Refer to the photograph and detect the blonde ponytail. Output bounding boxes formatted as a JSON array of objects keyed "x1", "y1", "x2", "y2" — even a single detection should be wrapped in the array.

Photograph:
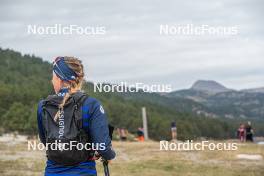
[{"x1": 54, "y1": 91, "x2": 71, "y2": 122}]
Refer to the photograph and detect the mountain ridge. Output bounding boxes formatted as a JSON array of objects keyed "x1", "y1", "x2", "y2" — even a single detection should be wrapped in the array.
[{"x1": 168, "y1": 80, "x2": 264, "y2": 120}]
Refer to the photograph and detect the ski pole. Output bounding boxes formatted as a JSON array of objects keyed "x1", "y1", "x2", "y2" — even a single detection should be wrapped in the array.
[{"x1": 102, "y1": 159, "x2": 110, "y2": 176}]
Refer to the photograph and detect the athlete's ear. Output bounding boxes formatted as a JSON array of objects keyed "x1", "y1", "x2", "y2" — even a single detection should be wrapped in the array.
[{"x1": 52, "y1": 72, "x2": 63, "y2": 93}]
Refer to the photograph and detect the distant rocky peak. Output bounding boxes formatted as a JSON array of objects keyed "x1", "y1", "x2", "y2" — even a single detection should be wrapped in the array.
[{"x1": 191, "y1": 80, "x2": 231, "y2": 93}]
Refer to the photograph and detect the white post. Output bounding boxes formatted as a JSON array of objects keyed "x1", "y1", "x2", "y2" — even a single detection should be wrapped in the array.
[{"x1": 142, "y1": 107, "x2": 149, "y2": 140}]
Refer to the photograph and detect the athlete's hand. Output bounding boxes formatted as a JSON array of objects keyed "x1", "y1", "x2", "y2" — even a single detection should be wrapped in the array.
[{"x1": 91, "y1": 152, "x2": 101, "y2": 160}]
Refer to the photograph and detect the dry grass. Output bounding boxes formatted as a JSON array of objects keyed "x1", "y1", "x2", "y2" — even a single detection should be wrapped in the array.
[{"x1": 0, "y1": 139, "x2": 263, "y2": 176}]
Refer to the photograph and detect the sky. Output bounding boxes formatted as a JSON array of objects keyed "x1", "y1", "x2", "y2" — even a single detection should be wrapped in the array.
[{"x1": 0, "y1": 0, "x2": 263, "y2": 91}]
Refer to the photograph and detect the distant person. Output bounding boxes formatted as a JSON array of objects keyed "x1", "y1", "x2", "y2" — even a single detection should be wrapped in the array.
[
  {"x1": 116, "y1": 128, "x2": 121, "y2": 140},
  {"x1": 137, "y1": 127, "x2": 144, "y2": 142},
  {"x1": 171, "y1": 121, "x2": 177, "y2": 141},
  {"x1": 245, "y1": 121, "x2": 254, "y2": 142},
  {"x1": 37, "y1": 57, "x2": 115, "y2": 176},
  {"x1": 237, "y1": 123, "x2": 245, "y2": 142},
  {"x1": 116, "y1": 127, "x2": 127, "y2": 141},
  {"x1": 120, "y1": 128, "x2": 127, "y2": 141}
]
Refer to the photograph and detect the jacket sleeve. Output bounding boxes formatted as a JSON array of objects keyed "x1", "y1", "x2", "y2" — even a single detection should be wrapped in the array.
[
  {"x1": 86, "y1": 98, "x2": 116, "y2": 160},
  {"x1": 37, "y1": 100, "x2": 46, "y2": 144}
]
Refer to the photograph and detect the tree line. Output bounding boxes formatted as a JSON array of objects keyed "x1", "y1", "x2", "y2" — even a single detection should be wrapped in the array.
[{"x1": 0, "y1": 48, "x2": 263, "y2": 140}]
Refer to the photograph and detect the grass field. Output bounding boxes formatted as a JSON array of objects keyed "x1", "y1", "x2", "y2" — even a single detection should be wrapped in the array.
[{"x1": 0, "y1": 136, "x2": 263, "y2": 176}]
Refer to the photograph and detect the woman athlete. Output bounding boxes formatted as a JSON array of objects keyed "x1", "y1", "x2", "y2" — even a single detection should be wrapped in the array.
[{"x1": 37, "y1": 56, "x2": 115, "y2": 176}]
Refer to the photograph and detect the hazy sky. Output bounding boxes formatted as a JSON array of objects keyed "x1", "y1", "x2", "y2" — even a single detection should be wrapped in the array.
[{"x1": 0, "y1": 0, "x2": 263, "y2": 91}]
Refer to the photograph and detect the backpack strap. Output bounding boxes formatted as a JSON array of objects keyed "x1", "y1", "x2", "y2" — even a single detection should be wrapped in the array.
[
  {"x1": 71, "y1": 92, "x2": 91, "y2": 132},
  {"x1": 81, "y1": 97, "x2": 91, "y2": 132},
  {"x1": 37, "y1": 100, "x2": 46, "y2": 143}
]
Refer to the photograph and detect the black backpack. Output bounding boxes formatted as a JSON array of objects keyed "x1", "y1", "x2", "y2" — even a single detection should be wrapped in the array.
[{"x1": 41, "y1": 91, "x2": 94, "y2": 166}]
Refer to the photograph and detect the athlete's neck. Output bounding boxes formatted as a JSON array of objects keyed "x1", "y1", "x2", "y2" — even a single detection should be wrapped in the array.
[
  {"x1": 70, "y1": 88, "x2": 80, "y2": 93},
  {"x1": 57, "y1": 87, "x2": 80, "y2": 96}
]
